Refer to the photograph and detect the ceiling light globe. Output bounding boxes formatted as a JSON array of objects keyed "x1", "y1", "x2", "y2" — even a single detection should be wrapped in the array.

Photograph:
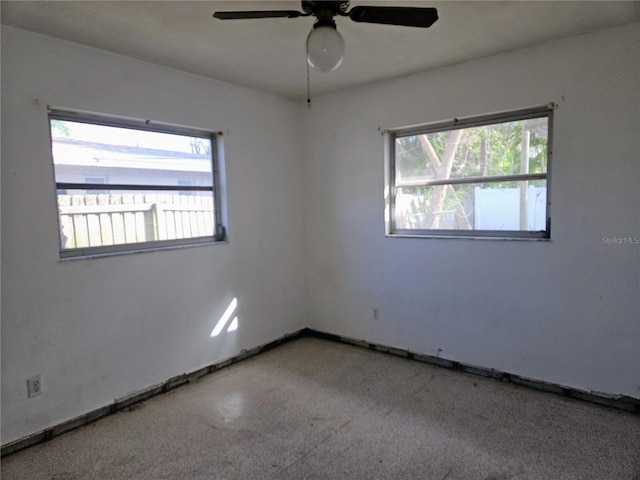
[{"x1": 307, "y1": 25, "x2": 345, "y2": 72}]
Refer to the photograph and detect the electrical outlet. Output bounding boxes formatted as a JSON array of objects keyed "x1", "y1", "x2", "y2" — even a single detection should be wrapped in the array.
[
  {"x1": 27, "y1": 375, "x2": 42, "y2": 398},
  {"x1": 373, "y1": 308, "x2": 379, "y2": 320}
]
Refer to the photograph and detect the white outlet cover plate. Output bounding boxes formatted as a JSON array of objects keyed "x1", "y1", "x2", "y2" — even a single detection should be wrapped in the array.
[{"x1": 27, "y1": 375, "x2": 42, "y2": 397}]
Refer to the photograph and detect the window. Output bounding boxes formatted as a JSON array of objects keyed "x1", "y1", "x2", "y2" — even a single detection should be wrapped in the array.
[
  {"x1": 49, "y1": 109, "x2": 225, "y2": 258},
  {"x1": 385, "y1": 105, "x2": 553, "y2": 239},
  {"x1": 83, "y1": 175, "x2": 107, "y2": 194},
  {"x1": 177, "y1": 178, "x2": 196, "y2": 196}
]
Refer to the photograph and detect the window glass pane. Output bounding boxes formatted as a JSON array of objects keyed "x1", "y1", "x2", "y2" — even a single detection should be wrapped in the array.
[
  {"x1": 51, "y1": 120, "x2": 213, "y2": 187},
  {"x1": 395, "y1": 117, "x2": 547, "y2": 183},
  {"x1": 49, "y1": 112, "x2": 223, "y2": 256},
  {"x1": 395, "y1": 180, "x2": 547, "y2": 232},
  {"x1": 57, "y1": 189, "x2": 215, "y2": 250}
]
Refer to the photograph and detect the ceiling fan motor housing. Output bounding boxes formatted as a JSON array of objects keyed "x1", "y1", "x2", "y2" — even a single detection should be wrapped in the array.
[{"x1": 302, "y1": 1, "x2": 350, "y2": 20}]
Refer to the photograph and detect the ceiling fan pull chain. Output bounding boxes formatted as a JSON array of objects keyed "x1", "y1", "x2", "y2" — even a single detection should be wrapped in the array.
[{"x1": 306, "y1": 53, "x2": 312, "y2": 108}]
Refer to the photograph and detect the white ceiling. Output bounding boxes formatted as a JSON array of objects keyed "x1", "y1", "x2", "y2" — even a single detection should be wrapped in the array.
[{"x1": 2, "y1": 1, "x2": 639, "y2": 100}]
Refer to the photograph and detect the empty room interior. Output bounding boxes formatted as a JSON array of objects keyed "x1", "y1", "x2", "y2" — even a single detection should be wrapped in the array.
[{"x1": 1, "y1": 1, "x2": 639, "y2": 478}]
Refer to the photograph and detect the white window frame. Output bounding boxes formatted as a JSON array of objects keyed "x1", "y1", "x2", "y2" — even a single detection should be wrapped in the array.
[
  {"x1": 49, "y1": 108, "x2": 226, "y2": 258},
  {"x1": 384, "y1": 105, "x2": 554, "y2": 240}
]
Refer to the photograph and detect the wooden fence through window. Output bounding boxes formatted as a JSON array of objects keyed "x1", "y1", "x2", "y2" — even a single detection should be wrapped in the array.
[{"x1": 58, "y1": 193, "x2": 215, "y2": 249}]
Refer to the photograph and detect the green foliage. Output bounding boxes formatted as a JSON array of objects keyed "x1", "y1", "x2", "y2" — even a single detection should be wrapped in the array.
[
  {"x1": 395, "y1": 117, "x2": 548, "y2": 226},
  {"x1": 397, "y1": 118, "x2": 548, "y2": 187},
  {"x1": 190, "y1": 138, "x2": 211, "y2": 155},
  {"x1": 50, "y1": 120, "x2": 71, "y2": 137}
]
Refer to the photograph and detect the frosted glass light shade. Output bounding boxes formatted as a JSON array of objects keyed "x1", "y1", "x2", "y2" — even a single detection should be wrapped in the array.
[{"x1": 307, "y1": 25, "x2": 345, "y2": 72}]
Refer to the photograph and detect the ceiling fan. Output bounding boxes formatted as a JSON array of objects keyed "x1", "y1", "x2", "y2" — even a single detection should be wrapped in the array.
[{"x1": 213, "y1": 1, "x2": 438, "y2": 72}]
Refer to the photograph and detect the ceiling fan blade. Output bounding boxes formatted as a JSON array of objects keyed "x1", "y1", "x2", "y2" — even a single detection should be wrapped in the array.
[
  {"x1": 348, "y1": 6, "x2": 438, "y2": 28},
  {"x1": 213, "y1": 10, "x2": 304, "y2": 20}
]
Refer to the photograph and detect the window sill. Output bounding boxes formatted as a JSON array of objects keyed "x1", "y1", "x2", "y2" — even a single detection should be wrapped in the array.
[
  {"x1": 59, "y1": 238, "x2": 228, "y2": 261},
  {"x1": 385, "y1": 233, "x2": 551, "y2": 242}
]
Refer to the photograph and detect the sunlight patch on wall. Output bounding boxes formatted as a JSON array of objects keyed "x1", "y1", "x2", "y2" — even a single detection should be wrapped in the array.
[
  {"x1": 226, "y1": 317, "x2": 239, "y2": 332},
  {"x1": 210, "y1": 297, "x2": 238, "y2": 337}
]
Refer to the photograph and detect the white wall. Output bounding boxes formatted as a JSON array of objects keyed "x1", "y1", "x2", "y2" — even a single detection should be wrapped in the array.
[
  {"x1": 1, "y1": 27, "x2": 307, "y2": 444},
  {"x1": 302, "y1": 23, "x2": 640, "y2": 398}
]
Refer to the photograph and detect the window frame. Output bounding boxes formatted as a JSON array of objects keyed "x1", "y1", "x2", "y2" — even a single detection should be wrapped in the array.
[
  {"x1": 48, "y1": 108, "x2": 226, "y2": 258},
  {"x1": 384, "y1": 104, "x2": 554, "y2": 240}
]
